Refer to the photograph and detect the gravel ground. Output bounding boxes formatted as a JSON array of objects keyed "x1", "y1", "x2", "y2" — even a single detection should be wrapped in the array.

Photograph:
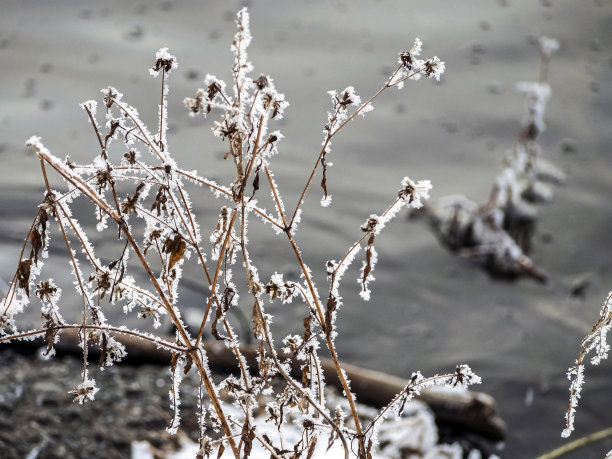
[{"x1": 0, "y1": 348, "x2": 202, "y2": 459}]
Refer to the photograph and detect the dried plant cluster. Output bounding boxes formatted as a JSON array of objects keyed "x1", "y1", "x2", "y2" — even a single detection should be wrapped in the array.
[
  {"x1": 0, "y1": 8, "x2": 482, "y2": 458},
  {"x1": 424, "y1": 36, "x2": 564, "y2": 282}
]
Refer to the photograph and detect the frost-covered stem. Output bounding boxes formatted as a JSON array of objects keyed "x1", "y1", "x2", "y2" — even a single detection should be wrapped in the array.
[
  {"x1": 289, "y1": 68, "x2": 404, "y2": 228},
  {"x1": 364, "y1": 372, "x2": 460, "y2": 434},
  {"x1": 0, "y1": 208, "x2": 39, "y2": 317},
  {"x1": 110, "y1": 97, "x2": 164, "y2": 163},
  {"x1": 176, "y1": 170, "x2": 283, "y2": 230},
  {"x1": 329, "y1": 87, "x2": 385, "y2": 140},
  {"x1": 334, "y1": 236, "x2": 368, "y2": 278},
  {"x1": 221, "y1": 317, "x2": 252, "y2": 390},
  {"x1": 56, "y1": 202, "x2": 102, "y2": 271},
  {"x1": 156, "y1": 187, "x2": 251, "y2": 388},
  {"x1": 286, "y1": 233, "x2": 366, "y2": 453},
  {"x1": 235, "y1": 176, "x2": 349, "y2": 455},
  {"x1": 243, "y1": 115, "x2": 264, "y2": 186},
  {"x1": 183, "y1": 205, "x2": 248, "y2": 387},
  {"x1": 39, "y1": 151, "x2": 239, "y2": 455},
  {"x1": 38, "y1": 154, "x2": 118, "y2": 219},
  {"x1": 257, "y1": 296, "x2": 350, "y2": 458},
  {"x1": 261, "y1": 162, "x2": 365, "y2": 449},
  {"x1": 332, "y1": 196, "x2": 400, "y2": 278},
  {"x1": 165, "y1": 190, "x2": 199, "y2": 248},
  {"x1": 175, "y1": 186, "x2": 202, "y2": 252},
  {"x1": 159, "y1": 68, "x2": 166, "y2": 149},
  {"x1": 194, "y1": 208, "x2": 239, "y2": 348},
  {"x1": 264, "y1": 166, "x2": 289, "y2": 228},
  {"x1": 83, "y1": 105, "x2": 106, "y2": 155},
  {"x1": 289, "y1": 129, "x2": 332, "y2": 228},
  {"x1": 85, "y1": 105, "x2": 124, "y2": 224},
  {"x1": 245, "y1": 88, "x2": 261, "y2": 126},
  {"x1": 121, "y1": 221, "x2": 240, "y2": 457},
  {"x1": 291, "y1": 283, "x2": 319, "y2": 318},
  {"x1": 136, "y1": 205, "x2": 180, "y2": 234},
  {"x1": 247, "y1": 276, "x2": 350, "y2": 456},
  {"x1": 311, "y1": 350, "x2": 324, "y2": 407},
  {"x1": 1, "y1": 155, "x2": 56, "y2": 315},
  {"x1": 171, "y1": 188, "x2": 249, "y2": 374},
  {"x1": 387, "y1": 66, "x2": 428, "y2": 88},
  {"x1": 0, "y1": 324, "x2": 188, "y2": 352},
  {"x1": 50, "y1": 190, "x2": 90, "y2": 382}
]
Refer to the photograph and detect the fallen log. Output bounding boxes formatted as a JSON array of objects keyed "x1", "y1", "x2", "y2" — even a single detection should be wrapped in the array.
[{"x1": 6, "y1": 328, "x2": 505, "y2": 441}]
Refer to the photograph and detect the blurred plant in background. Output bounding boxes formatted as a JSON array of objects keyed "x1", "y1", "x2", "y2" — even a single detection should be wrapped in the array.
[{"x1": 424, "y1": 36, "x2": 563, "y2": 283}]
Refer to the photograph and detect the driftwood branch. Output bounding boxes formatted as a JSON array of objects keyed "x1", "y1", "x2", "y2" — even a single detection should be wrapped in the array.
[{"x1": 5, "y1": 328, "x2": 505, "y2": 441}]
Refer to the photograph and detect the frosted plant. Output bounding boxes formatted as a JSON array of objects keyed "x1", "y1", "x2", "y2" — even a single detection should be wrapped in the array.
[
  {"x1": 0, "y1": 9, "x2": 481, "y2": 458},
  {"x1": 424, "y1": 36, "x2": 563, "y2": 282},
  {"x1": 562, "y1": 291, "x2": 612, "y2": 439}
]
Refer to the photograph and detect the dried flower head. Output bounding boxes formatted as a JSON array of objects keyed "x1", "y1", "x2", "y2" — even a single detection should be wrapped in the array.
[
  {"x1": 149, "y1": 47, "x2": 178, "y2": 77},
  {"x1": 69, "y1": 379, "x2": 99, "y2": 404}
]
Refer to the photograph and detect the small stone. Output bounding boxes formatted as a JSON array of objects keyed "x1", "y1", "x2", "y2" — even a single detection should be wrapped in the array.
[
  {"x1": 159, "y1": 1, "x2": 173, "y2": 11},
  {"x1": 487, "y1": 81, "x2": 503, "y2": 95},
  {"x1": 185, "y1": 68, "x2": 199, "y2": 80},
  {"x1": 471, "y1": 43, "x2": 486, "y2": 55},
  {"x1": 40, "y1": 100, "x2": 53, "y2": 111},
  {"x1": 588, "y1": 38, "x2": 602, "y2": 52},
  {"x1": 559, "y1": 138, "x2": 578, "y2": 154},
  {"x1": 208, "y1": 29, "x2": 221, "y2": 41},
  {"x1": 125, "y1": 25, "x2": 144, "y2": 42},
  {"x1": 540, "y1": 231, "x2": 554, "y2": 244},
  {"x1": 78, "y1": 9, "x2": 92, "y2": 19}
]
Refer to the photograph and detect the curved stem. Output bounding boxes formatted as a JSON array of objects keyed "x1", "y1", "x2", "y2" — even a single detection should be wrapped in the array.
[{"x1": 535, "y1": 427, "x2": 612, "y2": 459}]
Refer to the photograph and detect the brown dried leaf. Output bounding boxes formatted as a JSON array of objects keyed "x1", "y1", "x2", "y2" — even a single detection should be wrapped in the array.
[
  {"x1": 324, "y1": 295, "x2": 337, "y2": 336},
  {"x1": 17, "y1": 259, "x2": 33, "y2": 297},
  {"x1": 252, "y1": 302, "x2": 265, "y2": 339},
  {"x1": 163, "y1": 234, "x2": 186, "y2": 271},
  {"x1": 240, "y1": 422, "x2": 255, "y2": 459},
  {"x1": 320, "y1": 155, "x2": 328, "y2": 201},
  {"x1": 29, "y1": 229, "x2": 43, "y2": 264},
  {"x1": 183, "y1": 353, "x2": 193, "y2": 375},
  {"x1": 306, "y1": 436, "x2": 318, "y2": 459},
  {"x1": 170, "y1": 352, "x2": 179, "y2": 373}
]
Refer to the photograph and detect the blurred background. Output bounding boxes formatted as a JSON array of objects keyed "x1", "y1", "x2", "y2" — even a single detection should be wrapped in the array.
[{"x1": 1, "y1": 0, "x2": 611, "y2": 456}]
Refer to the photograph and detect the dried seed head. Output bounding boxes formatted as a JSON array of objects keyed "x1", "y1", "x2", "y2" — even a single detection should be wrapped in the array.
[
  {"x1": 424, "y1": 57, "x2": 445, "y2": 81},
  {"x1": 255, "y1": 74, "x2": 269, "y2": 90},
  {"x1": 149, "y1": 47, "x2": 178, "y2": 76}
]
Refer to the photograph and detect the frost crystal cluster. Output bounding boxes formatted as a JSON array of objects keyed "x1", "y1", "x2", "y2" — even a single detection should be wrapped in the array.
[{"x1": 0, "y1": 8, "x2": 480, "y2": 458}]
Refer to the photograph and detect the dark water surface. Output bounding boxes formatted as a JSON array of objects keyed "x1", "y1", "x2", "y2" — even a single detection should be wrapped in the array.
[{"x1": 1, "y1": 1, "x2": 612, "y2": 457}]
